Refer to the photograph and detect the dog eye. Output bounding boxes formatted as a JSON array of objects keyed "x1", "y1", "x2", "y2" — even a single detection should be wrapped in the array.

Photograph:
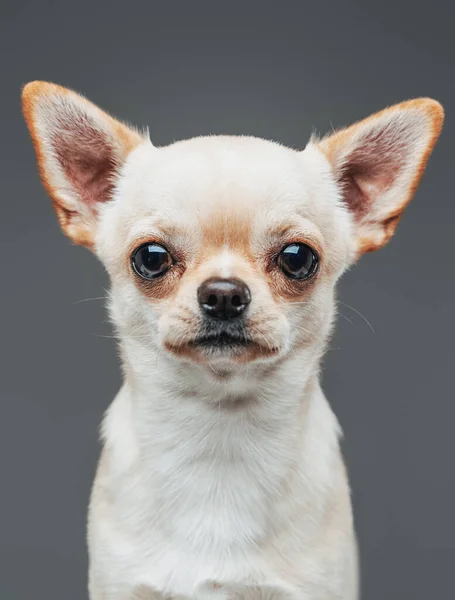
[
  {"x1": 278, "y1": 243, "x2": 319, "y2": 280},
  {"x1": 131, "y1": 243, "x2": 173, "y2": 280}
]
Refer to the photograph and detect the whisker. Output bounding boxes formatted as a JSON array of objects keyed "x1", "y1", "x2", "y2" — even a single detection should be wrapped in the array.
[
  {"x1": 154, "y1": 338, "x2": 164, "y2": 369},
  {"x1": 208, "y1": 363, "x2": 222, "y2": 376},
  {"x1": 73, "y1": 296, "x2": 108, "y2": 305},
  {"x1": 92, "y1": 333, "x2": 119, "y2": 340},
  {"x1": 287, "y1": 299, "x2": 374, "y2": 333},
  {"x1": 92, "y1": 332, "x2": 153, "y2": 341},
  {"x1": 338, "y1": 312, "x2": 356, "y2": 328},
  {"x1": 337, "y1": 301, "x2": 375, "y2": 333}
]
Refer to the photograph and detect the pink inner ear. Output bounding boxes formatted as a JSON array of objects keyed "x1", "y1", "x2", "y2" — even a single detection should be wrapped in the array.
[
  {"x1": 52, "y1": 112, "x2": 118, "y2": 209},
  {"x1": 339, "y1": 122, "x2": 410, "y2": 220}
]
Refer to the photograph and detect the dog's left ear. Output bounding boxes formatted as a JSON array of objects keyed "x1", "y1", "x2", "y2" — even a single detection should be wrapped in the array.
[
  {"x1": 22, "y1": 81, "x2": 145, "y2": 249},
  {"x1": 318, "y1": 99, "x2": 444, "y2": 255}
]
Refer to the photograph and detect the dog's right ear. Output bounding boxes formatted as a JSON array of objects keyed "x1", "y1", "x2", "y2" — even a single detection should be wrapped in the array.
[{"x1": 22, "y1": 81, "x2": 145, "y2": 249}]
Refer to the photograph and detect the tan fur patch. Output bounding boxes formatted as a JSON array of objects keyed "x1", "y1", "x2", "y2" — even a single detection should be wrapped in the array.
[
  {"x1": 262, "y1": 231, "x2": 322, "y2": 303},
  {"x1": 127, "y1": 233, "x2": 188, "y2": 302},
  {"x1": 199, "y1": 206, "x2": 254, "y2": 261}
]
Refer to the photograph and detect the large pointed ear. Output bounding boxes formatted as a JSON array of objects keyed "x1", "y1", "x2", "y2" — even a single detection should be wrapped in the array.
[
  {"x1": 22, "y1": 81, "x2": 145, "y2": 248},
  {"x1": 318, "y1": 99, "x2": 444, "y2": 255}
]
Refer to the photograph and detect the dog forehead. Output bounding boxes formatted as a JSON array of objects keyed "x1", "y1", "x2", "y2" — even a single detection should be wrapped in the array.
[
  {"x1": 97, "y1": 135, "x2": 354, "y2": 277},
  {"x1": 101, "y1": 135, "x2": 350, "y2": 266},
  {"x1": 120, "y1": 136, "x2": 330, "y2": 218}
]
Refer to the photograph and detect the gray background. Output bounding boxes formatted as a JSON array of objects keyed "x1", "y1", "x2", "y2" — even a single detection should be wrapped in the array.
[{"x1": 0, "y1": 1, "x2": 453, "y2": 599}]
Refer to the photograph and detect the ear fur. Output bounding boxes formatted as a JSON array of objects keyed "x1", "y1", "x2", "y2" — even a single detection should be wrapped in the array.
[
  {"x1": 22, "y1": 81, "x2": 145, "y2": 248},
  {"x1": 318, "y1": 99, "x2": 444, "y2": 255}
]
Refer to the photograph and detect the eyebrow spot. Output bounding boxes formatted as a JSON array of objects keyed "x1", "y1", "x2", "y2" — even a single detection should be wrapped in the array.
[{"x1": 200, "y1": 208, "x2": 253, "y2": 257}]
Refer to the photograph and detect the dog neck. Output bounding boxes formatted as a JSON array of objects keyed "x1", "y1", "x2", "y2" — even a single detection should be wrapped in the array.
[
  {"x1": 100, "y1": 340, "x2": 343, "y2": 579},
  {"x1": 104, "y1": 339, "x2": 339, "y2": 478}
]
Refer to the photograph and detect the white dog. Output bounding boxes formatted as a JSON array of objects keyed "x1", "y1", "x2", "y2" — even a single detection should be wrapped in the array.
[{"x1": 22, "y1": 82, "x2": 443, "y2": 599}]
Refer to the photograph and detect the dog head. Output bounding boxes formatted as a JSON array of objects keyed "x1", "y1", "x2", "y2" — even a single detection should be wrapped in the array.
[{"x1": 22, "y1": 82, "x2": 443, "y2": 379}]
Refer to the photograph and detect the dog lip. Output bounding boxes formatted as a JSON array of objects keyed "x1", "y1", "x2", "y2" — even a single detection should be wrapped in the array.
[
  {"x1": 165, "y1": 333, "x2": 281, "y2": 363},
  {"x1": 190, "y1": 331, "x2": 253, "y2": 347}
]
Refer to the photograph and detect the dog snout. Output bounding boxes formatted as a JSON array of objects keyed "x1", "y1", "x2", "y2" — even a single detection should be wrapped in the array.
[{"x1": 197, "y1": 278, "x2": 251, "y2": 320}]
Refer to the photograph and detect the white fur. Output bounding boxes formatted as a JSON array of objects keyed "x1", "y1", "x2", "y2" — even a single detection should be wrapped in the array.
[
  {"x1": 88, "y1": 137, "x2": 357, "y2": 599},
  {"x1": 22, "y1": 85, "x2": 442, "y2": 599}
]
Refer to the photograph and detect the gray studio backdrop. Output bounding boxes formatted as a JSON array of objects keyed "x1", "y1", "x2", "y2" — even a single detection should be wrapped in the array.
[{"x1": 0, "y1": 2, "x2": 453, "y2": 599}]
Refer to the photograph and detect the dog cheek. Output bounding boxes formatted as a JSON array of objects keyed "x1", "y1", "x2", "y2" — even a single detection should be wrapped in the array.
[
  {"x1": 108, "y1": 282, "x2": 160, "y2": 340},
  {"x1": 157, "y1": 311, "x2": 177, "y2": 346},
  {"x1": 157, "y1": 306, "x2": 199, "y2": 349},
  {"x1": 248, "y1": 309, "x2": 291, "y2": 355},
  {"x1": 287, "y1": 288, "x2": 334, "y2": 349}
]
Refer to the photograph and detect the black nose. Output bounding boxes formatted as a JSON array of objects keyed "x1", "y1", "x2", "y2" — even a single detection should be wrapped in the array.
[{"x1": 197, "y1": 278, "x2": 251, "y2": 320}]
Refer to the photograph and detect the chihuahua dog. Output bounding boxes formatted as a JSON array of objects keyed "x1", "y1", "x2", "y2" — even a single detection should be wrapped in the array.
[{"x1": 22, "y1": 82, "x2": 443, "y2": 599}]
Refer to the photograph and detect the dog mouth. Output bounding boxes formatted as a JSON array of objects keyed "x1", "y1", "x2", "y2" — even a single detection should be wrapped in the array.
[
  {"x1": 189, "y1": 332, "x2": 255, "y2": 352},
  {"x1": 190, "y1": 330, "x2": 254, "y2": 349},
  {"x1": 164, "y1": 321, "x2": 281, "y2": 364}
]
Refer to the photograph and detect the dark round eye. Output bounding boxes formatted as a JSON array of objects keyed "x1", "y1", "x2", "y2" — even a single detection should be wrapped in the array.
[
  {"x1": 277, "y1": 243, "x2": 319, "y2": 280},
  {"x1": 131, "y1": 243, "x2": 173, "y2": 280}
]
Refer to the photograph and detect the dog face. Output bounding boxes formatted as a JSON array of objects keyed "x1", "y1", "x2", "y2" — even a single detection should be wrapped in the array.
[
  {"x1": 22, "y1": 82, "x2": 443, "y2": 374},
  {"x1": 97, "y1": 134, "x2": 352, "y2": 369}
]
